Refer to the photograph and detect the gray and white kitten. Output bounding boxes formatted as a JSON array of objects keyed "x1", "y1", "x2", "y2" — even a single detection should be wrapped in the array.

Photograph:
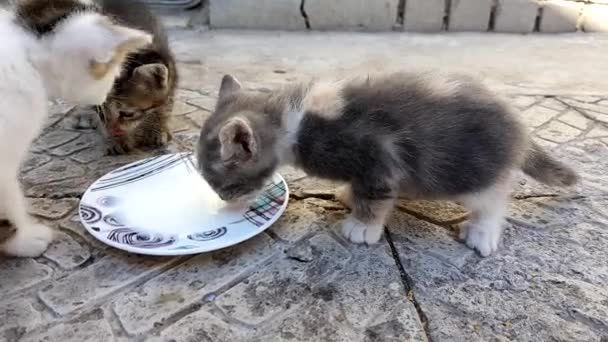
[{"x1": 196, "y1": 72, "x2": 577, "y2": 257}]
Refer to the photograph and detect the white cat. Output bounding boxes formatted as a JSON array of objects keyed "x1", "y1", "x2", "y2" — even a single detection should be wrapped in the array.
[{"x1": 0, "y1": 4, "x2": 151, "y2": 257}]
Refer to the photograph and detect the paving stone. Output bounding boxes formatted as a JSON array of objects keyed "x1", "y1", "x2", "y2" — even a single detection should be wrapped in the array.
[
  {"x1": 563, "y1": 98, "x2": 608, "y2": 114},
  {"x1": 535, "y1": 120, "x2": 583, "y2": 143},
  {"x1": 24, "y1": 176, "x2": 90, "y2": 199},
  {"x1": 38, "y1": 253, "x2": 177, "y2": 315},
  {"x1": 403, "y1": 0, "x2": 445, "y2": 32},
  {"x1": 43, "y1": 231, "x2": 91, "y2": 270},
  {"x1": 186, "y1": 96, "x2": 217, "y2": 112},
  {"x1": 397, "y1": 200, "x2": 469, "y2": 225},
  {"x1": 268, "y1": 200, "x2": 328, "y2": 243},
  {"x1": 494, "y1": 0, "x2": 539, "y2": 33},
  {"x1": 582, "y1": 4, "x2": 608, "y2": 32},
  {"x1": 21, "y1": 153, "x2": 51, "y2": 173},
  {"x1": 511, "y1": 95, "x2": 537, "y2": 109},
  {"x1": 252, "y1": 300, "x2": 361, "y2": 342},
  {"x1": 277, "y1": 165, "x2": 308, "y2": 183},
  {"x1": 70, "y1": 147, "x2": 106, "y2": 164},
  {"x1": 49, "y1": 134, "x2": 98, "y2": 157},
  {"x1": 60, "y1": 216, "x2": 109, "y2": 254},
  {"x1": 28, "y1": 198, "x2": 78, "y2": 220},
  {"x1": 169, "y1": 116, "x2": 193, "y2": 133},
  {"x1": 159, "y1": 306, "x2": 250, "y2": 341},
  {"x1": 21, "y1": 159, "x2": 86, "y2": 186},
  {"x1": 0, "y1": 259, "x2": 52, "y2": 295},
  {"x1": 540, "y1": 0, "x2": 582, "y2": 33},
  {"x1": 32, "y1": 130, "x2": 80, "y2": 152},
  {"x1": 558, "y1": 109, "x2": 592, "y2": 130},
  {"x1": 306, "y1": 0, "x2": 398, "y2": 31},
  {"x1": 520, "y1": 105, "x2": 561, "y2": 128},
  {"x1": 328, "y1": 244, "x2": 426, "y2": 339},
  {"x1": 539, "y1": 97, "x2": 568, "y2": 111},
  {"x1": 0, "y1": 299, "x2": 43, "y2": 332},
  {"x1": 449, "y1": 0, "x2": 493, "y2": 31},
  {"x1": 170, "y1": 131, "x2": 199, "y2": 151},
  {"x1": 388, "y1": 211, "x2": 475, "y2": 268},
  {"x1": 210, "y1": 0, "x2": 306, "y2": 30},
  {"x1": 186, "y1": 109, "x2": 211, "y2": 127},
  {"x1": 172, "y1": 101, "x2": 198, "y2": 116},
  {"x1": 586, "y1": 125, "x2": 608, "y2": 138},
  {"x1": 216, "y1": 234, "x2": 350, "y2": 325},
  {"x1": 113, "y1": 235, "x2": 277, "y2": 335},
  {"x1": 20, "y1": 311, "x2": 113, "y2": 342}
]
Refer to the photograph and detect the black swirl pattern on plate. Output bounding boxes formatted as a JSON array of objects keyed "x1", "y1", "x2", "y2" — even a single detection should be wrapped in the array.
[
  {"x1": 187, "y1": 227, "x2": 227, "y2": 241},
  {"x1": 103, "y1": 214, "x2": 124, "y2": 227},
  {"x1": 92, "y1": 153, "x2": 191, "y2": 192},
  {"x1": 80, "y1": 205, "x2": 102, "y2": 224},
  {"x1": 107, "y1": 228, "x2": 176, "y2": 248}
]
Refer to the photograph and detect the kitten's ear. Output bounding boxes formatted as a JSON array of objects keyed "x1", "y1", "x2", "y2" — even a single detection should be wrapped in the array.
[
  {"x1": 132, "y1": 64, "x2": 169, "y2": 91},
  {"x1": 88, "y1": 21, "x2": 152, "y2": 79},
  {"x1": 218, "y1": 75, "x2": 242, "y2": 100},
  {"x1": 218, "y1": 117, "x2": 257, "y2": 162}
]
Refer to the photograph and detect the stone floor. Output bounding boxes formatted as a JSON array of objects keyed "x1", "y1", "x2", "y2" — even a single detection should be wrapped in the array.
[{"x1": 2, "y1": 29, "x2": 608, "y2": 342}]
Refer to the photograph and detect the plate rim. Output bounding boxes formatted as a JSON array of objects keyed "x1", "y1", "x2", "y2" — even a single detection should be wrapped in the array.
[{"x1": 78, "y1": 153, "x2": 289, "y2": 256}]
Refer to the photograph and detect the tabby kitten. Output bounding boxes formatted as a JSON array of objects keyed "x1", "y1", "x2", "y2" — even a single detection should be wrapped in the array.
[
  {"x1": 196, "y1": 72, "x2": 578, "y2": 257},
  {"x1": 1, "y1": 0, "x2": 151, "y2": 257},
  {"x1": 69, "y1": 0, "x2": 178, "y2": 154}
]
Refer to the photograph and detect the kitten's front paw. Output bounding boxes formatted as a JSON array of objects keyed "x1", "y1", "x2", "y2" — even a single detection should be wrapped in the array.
[
  {"x1": 459, "y1": 222, "x2": 501, "y2": 257},
  {"x1": 341, "y1": 216, "x2": 383, "y2": 244},
  {"x1": 1, "y1": 224, "x2": 54, "y2": 257},
  {"x1": 68, "y1": 107, "x2": 99, "y2": 129},
  {"x1": 106, "y1": 140, "x2": 130, "y2": 155}
]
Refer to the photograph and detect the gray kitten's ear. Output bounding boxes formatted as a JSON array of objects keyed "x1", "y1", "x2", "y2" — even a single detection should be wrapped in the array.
[
  {"x1": 218, "y1": 117, "x2": 257, "y2": 162},
  {"x1": 132, "y1": 64, "x2": 169, "y2": 90},
  {"x1": 218, "y1": 75, "x2": 242, "y2": 100}
]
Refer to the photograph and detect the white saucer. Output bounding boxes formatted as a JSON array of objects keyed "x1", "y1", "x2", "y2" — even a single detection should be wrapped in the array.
[{"x1": 79, "y1": 153, "x2": 289, "y2": 256}]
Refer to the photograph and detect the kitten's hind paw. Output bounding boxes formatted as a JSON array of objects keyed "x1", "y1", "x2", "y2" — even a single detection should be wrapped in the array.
[
  {"x1": 341, "y1": 216, "x2": 383, "y2": 244},
  {"x1": 1, "y1": 224, "x2": 54, "y2": 257},
  {"x1": 459, "y1": 222, "x2": 501, "y2": 257}
]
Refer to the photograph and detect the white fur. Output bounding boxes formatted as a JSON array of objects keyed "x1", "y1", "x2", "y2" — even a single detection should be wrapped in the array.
[
  {"x1": 0, "y1": 9, "x2": 150, "y2": 257},
  {"x1": 341, "y1": 216, "x2": 384, "y2": 244},
  {"x1": 457, "y1": 173, "x2": 514, "y2": 257}
]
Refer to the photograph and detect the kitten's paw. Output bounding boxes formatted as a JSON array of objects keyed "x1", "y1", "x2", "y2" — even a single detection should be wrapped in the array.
[
  {"x1": 1, "y1": 224, "x2": 54, "y2": 257},
  {"x1": 68, "y1": 107, "x2": 99, "y2": 130},
  {"x1": 341, "y1": 216, "x2": 383, "y2": 244},
  {"x1": 106, "y1": 140, "x2": 130, "y2": 155},
  {"x1": 459, "y1": 222, "x2": 501, "y2": 257},
  {"x1": 335, "y1": 185, "x2": 353, "y2": 209}
]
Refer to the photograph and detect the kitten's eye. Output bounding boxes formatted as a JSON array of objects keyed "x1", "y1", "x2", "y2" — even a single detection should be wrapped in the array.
[{"x1": 119, "y1": 111, "x2": 135, "y2": 119}]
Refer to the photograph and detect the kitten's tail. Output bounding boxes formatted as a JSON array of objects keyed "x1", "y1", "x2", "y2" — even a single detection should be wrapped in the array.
[{"x1": 521, "y1": 141, "x2": 578, "y2": 187}]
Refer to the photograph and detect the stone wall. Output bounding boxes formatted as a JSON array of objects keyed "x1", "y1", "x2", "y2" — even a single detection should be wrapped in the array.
[{"x1": 206, "y1": 0, "x2": 608, "y2": 33}]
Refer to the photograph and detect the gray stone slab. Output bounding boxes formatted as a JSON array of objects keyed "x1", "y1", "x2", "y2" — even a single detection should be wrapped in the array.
[
  {"x1": 449, "y1": 0, "x2": 493, "y2": 32},
  {"x1": 305, "y1": 0, "x2": 399, "y2": 31},
  {"x1": 494, "y1": 0, "x2": 539, "y2": 33},
  {"x1": 0, "y1": 299, "x2": 43, "y2": 332},
  {"x1": 0, "y1": 259, "x2": 52, "y2": 295},
  {"x1": 209, "y1": 0, "x2": 306, "y2": 30},
  {"x1": 540, "y1": 0, "x2": 582, "y2": 33},
  {"x1": 404, "y1": 0, "x2": 445, "y2": 32},
  {"x1": 159, "y1": 306, "x2": 250, "y2": 341},
  {"x1": 28, "y1": 198, "x2": 78, "y2": 220},
  {"x1": 113, "y1": 235, "x2": 278, "y2": 335},
  {"x1": 42, "y1": 231, "x2": 91, "y2": 270},
  {"x1": 21, "y1": 159, "x2": 86, "y2": 186},
  {"x1": 215, "y1": 234, "x2": 350, "y2": 325},
  {"x1": 38, "y1": 253, "x2": 176, "y2": 315},
  {"x1": 20, "y1": 312, "x2": 114, "y2": 342}
]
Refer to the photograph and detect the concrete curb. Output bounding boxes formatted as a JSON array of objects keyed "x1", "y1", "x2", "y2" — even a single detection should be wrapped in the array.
[{"x1": 199, "y1": 0, "x2": 608, "y2": 33}]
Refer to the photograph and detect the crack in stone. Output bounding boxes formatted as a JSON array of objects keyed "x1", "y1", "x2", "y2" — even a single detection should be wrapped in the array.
[
  {"x1": 27, "y1": 193, "x2": 82, "y2": 200},
  {"x1": 299, "y1": 0, "x2": 311, "y2": 29},
  {"x1": 384, "y1": 228, "x2": 433, "y2": 342}
]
